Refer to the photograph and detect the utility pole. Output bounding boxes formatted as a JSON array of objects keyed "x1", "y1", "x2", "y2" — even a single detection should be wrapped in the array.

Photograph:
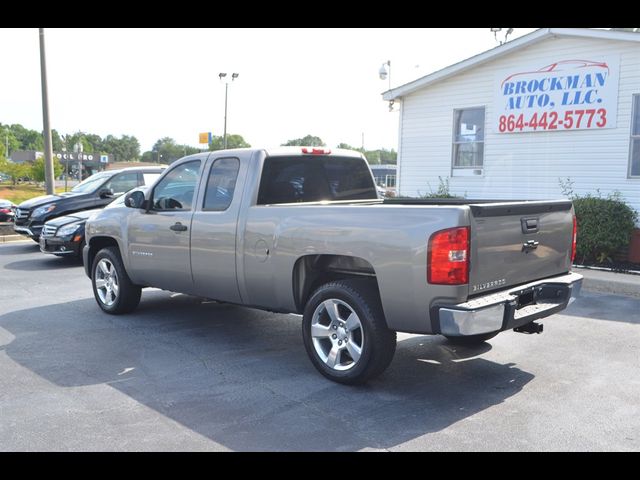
[{"x1": 38, "y1": 28, "x2": 55, "y2": 195}]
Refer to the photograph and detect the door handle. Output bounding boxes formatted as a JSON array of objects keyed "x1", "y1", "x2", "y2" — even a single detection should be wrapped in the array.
[{"x1": 170, "y1": 222, "x2": 188, "y2": 232}]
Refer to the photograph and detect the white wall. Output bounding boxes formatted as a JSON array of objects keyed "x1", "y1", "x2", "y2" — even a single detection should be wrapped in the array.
[{"x1": 397, "y1": 36, "x2": 640, "y2": 217}]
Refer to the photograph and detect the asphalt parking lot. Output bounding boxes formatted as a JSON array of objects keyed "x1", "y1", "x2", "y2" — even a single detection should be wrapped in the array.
[{"x1": 0, "y1": 241, "x2": 638, "y2": 451}]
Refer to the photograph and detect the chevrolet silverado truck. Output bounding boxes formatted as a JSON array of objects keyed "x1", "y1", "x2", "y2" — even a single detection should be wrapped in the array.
[
  {"x1": 83, "y1": 147, "x2": 582, "y2": 384},
  {"x1": 14, "y1": 166, "x2": 164, "y2": 241}
]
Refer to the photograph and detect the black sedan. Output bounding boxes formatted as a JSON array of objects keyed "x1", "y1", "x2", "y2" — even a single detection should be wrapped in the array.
[
  {"x1": 0, "y1": 199, "x2": 16, "y2": 222},
  {"x1": 39, "y1": 209, "x2": 97, "y2": 258},
  {"x1": 39, "y1": 187, "x2": 135, "y2": 259}
]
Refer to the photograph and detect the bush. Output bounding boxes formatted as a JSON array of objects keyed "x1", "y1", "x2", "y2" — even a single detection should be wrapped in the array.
[
  {"x1": 560, "y1": 178, "x2": 638, "y2": 264},
  {"x1": 420, "y1": 176, "x2": 461, "y2": 199}
]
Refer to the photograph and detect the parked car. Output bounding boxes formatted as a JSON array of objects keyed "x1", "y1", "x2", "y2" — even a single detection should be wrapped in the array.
[
  {"x1": 13, "y1": 166, "x2": 165, "y2": 241},
  {"x1": 39, "y1": 189, "x2": 143, "y2": 259},
  {"x1": 83, "y1": 147, "x2": 582, "y2": 384},
  {"x1": 0, "y1": 199, "x2": 16, "y2": 222}
]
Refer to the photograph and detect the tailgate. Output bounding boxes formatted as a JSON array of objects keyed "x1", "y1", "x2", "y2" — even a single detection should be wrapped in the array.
[{"x1": 468, "y1": 200, "x2": 574, "y2": 295}]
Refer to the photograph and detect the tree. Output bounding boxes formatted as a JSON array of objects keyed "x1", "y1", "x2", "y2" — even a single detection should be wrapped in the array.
[
  {"x1": 0, "y1": 158, "x2": 32, "y2": 185},
  {"x1": 51, "y1": 129, "x2": 64, "y2": 152},
  {"x1": 282, "y1": 135, "x2": 325, "y2": 147},
  {"x1": 0, "y1": 124, "x2": 21, "y2": 156},
  {"x1": 102, "y1": 134, "x2": 140, "y2": 162},
  {"x1": 83, "y1": 134, "x2": 104, "y2": 154},
  {"x1": 335, "y1": 142, "x2": 397, "y2": 165},
  {"x1": 141, "y1": 151, "x2": 154, "y2": 162},
  {"x1": 10, "y1": 123, "x2": 44, "y2": 151},
  {"x1": 151, "y1": 137, "x2": 183, "y2": 164},
  {"x1": 209, "y1": 134, "x2": 251, "y2": 151},
  {"x1": 336, "y1": 143, "x2": 363, "y2": 151},
  {"x1": 30, "y1": 156, "x2": 64, "y2": 182}
]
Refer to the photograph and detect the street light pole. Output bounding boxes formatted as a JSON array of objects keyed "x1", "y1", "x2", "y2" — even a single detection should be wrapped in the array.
[
  {"x1": 219, "y1": 72, "x2": 239, "y2": 150},
  {"x1": 223, "y1": 81, "x2": 228, "y2": 149},
  {"x1": 38, "y1": 28, "x2": 55, "y2": 195}
]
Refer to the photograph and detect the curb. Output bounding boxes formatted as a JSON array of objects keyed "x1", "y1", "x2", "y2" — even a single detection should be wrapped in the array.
[
  {"x1": 577, "y1": 268, "x2": 640, "y2": 299},
  {"x1": 0, "y1": 235, "x2": 30, "y2": 244}
]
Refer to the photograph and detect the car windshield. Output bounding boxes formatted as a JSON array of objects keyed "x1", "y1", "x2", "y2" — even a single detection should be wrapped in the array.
[{"x1": 70, "y1": 171, "x2": 113, "y2": 194}]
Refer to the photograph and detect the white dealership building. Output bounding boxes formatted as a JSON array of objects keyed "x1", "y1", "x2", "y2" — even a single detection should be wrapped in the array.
[{"x1": 383, "y1": 28, "x2": 640, "y2": 216}]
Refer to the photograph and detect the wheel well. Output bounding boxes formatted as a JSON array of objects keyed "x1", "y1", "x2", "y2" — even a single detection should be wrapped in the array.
[
  {"x1": 293, "y1": 254, "x2": 380, "y2": 312},
  {"x1": 87, "y1": 236, "x2": 120, "y2": 274}
]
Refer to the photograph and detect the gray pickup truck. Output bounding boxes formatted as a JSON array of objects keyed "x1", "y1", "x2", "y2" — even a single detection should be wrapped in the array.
[{"x1": 83, "y1": 147, "x2": 582, "y2": 384}]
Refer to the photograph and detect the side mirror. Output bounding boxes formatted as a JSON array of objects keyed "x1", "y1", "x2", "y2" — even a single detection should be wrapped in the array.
[
  {"x1": 125, "y1": 190, "x2": 146, "y2": 209},
  {"x1": 99, "y1": 188, "x2": 114, "y2": 199}
]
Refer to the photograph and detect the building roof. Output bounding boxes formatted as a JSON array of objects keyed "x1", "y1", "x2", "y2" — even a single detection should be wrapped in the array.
[{"x1": 382, "y1": 28, "x2": 640, "y2": 101}]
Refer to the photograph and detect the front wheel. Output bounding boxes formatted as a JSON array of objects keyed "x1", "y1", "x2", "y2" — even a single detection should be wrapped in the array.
[
  {"x1": 91, "y1": 246, "x2": 141, "y2": 314},
  {"x1": 444, "y1": 331, "x2": 499, "y2": 346},
  {"x1": 302, "y1": 279, "x2": 396, "y2": 385}
]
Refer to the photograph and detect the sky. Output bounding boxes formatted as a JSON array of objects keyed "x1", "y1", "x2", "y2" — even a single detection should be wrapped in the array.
[{"x1": 0, "y1": 28, "x2": 537, "y2": 153}]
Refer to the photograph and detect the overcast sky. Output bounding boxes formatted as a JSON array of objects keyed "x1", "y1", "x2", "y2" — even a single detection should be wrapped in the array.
[{"x1": 0, "y1": 28, "x2": 537, "y2": 153}]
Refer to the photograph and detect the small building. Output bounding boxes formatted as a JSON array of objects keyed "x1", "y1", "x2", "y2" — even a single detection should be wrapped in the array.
[
  {"x1": 10, "y1": 150, "x2": 112, "y2": 178},
  {"x1": 383, "y1": 28, "x2": 640, "y2": 217},
  {"x1": 370, "y1": 164, "x2": 397, "y2": 190}
]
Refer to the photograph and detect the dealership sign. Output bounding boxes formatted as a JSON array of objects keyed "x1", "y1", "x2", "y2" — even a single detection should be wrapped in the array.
[{"x1": 494, "y1": 56, "x2": 619, "y2": 133}]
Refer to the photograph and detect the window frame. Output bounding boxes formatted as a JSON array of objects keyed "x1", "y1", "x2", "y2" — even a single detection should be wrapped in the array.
[
  {"x1": 150, "y1": 159, "x2": 202, "y2": 212},
  {"x1": 201, "y1": 157, "x2": 240, "y2": 212},
  {"x1": 103, "y1": 171, "x2": 140, "y2": 196},
  {"x1": 451, "y1": 106, "x2": 486, "y2": 172},
  {"x1": 628, "y1": 94, "x2": 640, "y2": 179}
]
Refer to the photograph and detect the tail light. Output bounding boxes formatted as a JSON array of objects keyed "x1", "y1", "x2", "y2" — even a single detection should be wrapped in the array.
[
  {"x1": 428, "y1": 226, "x2": 470, "y2": 285},
  {"x1": 571, "y1": 215, "x2": 577, "y2": 263},
  {"x1": 0, "y1": 208, "x2": 11, "y2": 214}
]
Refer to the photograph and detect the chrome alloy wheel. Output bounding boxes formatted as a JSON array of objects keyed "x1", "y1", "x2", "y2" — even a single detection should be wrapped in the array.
[
  {"x1": 310, "y1": 298, "x2": 364, "y2": 371},
  {"x1": 95, "y1": 258, "x2": 119, "y2": 306}
]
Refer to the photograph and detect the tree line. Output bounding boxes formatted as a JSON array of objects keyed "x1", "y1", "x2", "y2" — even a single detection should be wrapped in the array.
[
  {"x1": 282, "y1": 135, "x2": 397, "y2": 164},
  {"x1": 0, "y1": 123, "x2": 396, "y2": 183}
]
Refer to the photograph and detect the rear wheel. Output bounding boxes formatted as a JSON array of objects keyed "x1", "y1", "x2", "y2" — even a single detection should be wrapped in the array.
[
  {"x1": 91, "y1": 246, "x2": 141, "y2": 314},
  {"x1": 444, "y1": 331, "x2": 499, "y2": 345},
  {"x1": 302, "y1": 279, "x2": 396, "y2": 385}
]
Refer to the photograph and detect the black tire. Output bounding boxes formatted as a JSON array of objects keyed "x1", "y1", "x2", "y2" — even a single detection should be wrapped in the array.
[
  {"x1": 91, "y1": 246, "x2": 141, "y2": 314},
  {"x1": 302, "y1": 279, "x2": 396, "y2": 385},
  {"x1": 444, "y1": 331, "x2": 499, "y2": 345}
]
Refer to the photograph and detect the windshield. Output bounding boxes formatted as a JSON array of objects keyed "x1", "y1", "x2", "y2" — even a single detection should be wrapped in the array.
[{"x1": 70, "y1": 171, "x2": 114, "y2": 194}]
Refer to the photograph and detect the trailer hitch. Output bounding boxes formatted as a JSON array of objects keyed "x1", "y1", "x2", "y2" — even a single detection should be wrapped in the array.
[{"x1": 514, "y1": 321, "x2": 544, "y2": 334}]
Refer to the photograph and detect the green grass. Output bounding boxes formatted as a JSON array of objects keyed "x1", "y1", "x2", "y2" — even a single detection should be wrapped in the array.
[{"x1": 0, "y1": 182, "x2": 66, "y2": 204}]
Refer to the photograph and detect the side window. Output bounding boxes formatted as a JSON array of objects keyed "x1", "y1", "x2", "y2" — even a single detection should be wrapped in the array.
[
  {"x1": 203, "y1": 158, "x2": 240, "y2": 211},
  {"x1": 152, "y1": 161, "x2": 201, "y2": 211},
  {"x1": 142, "y1": 172, "x2": 162, "y2": 186},
  {"x1": 104, "y1": 172, "x2": 139, "y2": 196}
]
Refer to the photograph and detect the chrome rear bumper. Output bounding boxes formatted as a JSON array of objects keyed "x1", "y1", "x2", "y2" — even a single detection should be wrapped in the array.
[{"x1": 437, "y1": 272, "x2": 583, "y2": 336}]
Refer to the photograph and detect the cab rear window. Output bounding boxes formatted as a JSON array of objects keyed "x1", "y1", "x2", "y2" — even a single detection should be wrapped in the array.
[{"x1": 257, "y1": 156, "x2": 377, "y2": 205}]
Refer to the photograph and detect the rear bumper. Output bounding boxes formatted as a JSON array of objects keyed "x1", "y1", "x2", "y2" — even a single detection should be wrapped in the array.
[{"x1": 436, "y1": 272, "x2": 583, "y2": 336}]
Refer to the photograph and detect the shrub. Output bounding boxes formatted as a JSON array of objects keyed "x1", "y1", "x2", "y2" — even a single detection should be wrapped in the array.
[
  {"x1": 420, "y1": 176, "x2": 461, "y2": 199},
  {"x1": 560, "y1": 178, "x2": 638, "y2": 264}
]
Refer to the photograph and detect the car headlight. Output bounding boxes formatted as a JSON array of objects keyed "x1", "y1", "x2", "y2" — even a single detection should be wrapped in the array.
[
  {"x1": 57, "y1": 222, "x2": 81, "y2": 237},
  {"x1": 32, "y1": 204, "x2": 56, "y2": 217}
]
